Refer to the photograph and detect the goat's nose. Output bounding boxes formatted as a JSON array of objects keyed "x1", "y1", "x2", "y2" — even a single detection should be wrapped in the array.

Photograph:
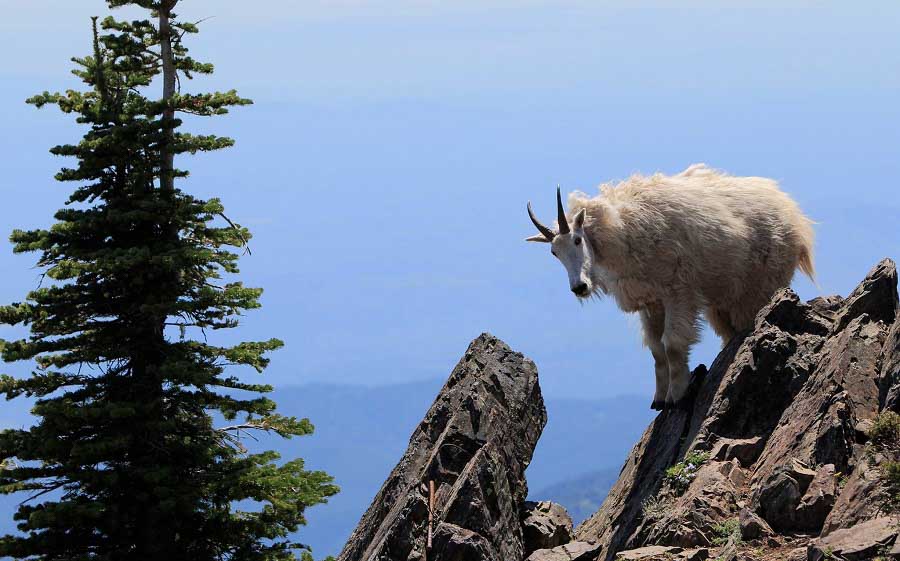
[{"x1": 571, "y1": 282, "x2": 588, "y2": 294}]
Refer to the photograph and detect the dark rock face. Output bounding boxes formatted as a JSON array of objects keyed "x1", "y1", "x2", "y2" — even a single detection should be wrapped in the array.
[
  {"x1": 337, "y1": 333, "x2": 547, "y2": 561},
  {"x1": 575, "y1": 259, "x2": 899, "y2": 560}
]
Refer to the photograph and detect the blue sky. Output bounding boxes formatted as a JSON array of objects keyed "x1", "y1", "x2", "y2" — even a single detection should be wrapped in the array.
[{"x1": 2, "y1": 0, "x2": 898, "y2": 402}]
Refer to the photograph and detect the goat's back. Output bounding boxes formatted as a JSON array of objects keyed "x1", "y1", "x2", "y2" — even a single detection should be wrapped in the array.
[{"x1": 573, "y1": 164, "x2": 815, "y2": 311}]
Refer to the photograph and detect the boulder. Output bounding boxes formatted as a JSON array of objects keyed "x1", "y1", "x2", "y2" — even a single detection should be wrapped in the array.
[
  {"x1": 756, "y1": 460, "x2": 833, "y2": 532},
  {"x1": 526, "y1": 541, "x2": 602, "y2": 561},
  {"x1": 718, "y1": 458, "x2": 748, "y2": 487},
  {"x1": 522, "y1": 501, "x2": 575, "y2": 554},
  {"x1": 614, "y1": 545, "x2": 683, "y2": 560},
  {"x1": 794, "y1": 464, "x2": 836, "y2": 532},
  {"x1": 755, "y1": 468, "x2": 803, "y2": 531},
  {"x1": 337, "y1": 334, "x2": 547, "y2": 561},
  {"x1": 710, "y1": 436, "x2": 766, "y2": 467},
  {"x1": 822, "y1": 459, "x2": 885, "y2": 534},
  {"x1": 808, "y1": 517, "x2": 899, "y2": 561},
  {"x1": 738, "y1": 508, "x2": 773, "y2": 540}
]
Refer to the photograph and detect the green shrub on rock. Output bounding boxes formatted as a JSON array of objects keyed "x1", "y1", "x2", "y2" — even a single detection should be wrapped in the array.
[{"x1": 663, "y1": 451, "x2": 710, "y2": 496}]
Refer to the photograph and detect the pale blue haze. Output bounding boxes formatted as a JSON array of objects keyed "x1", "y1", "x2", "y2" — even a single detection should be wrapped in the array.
[{"x1": 1, "y1": 0, "x2": 899, "y2": 557}]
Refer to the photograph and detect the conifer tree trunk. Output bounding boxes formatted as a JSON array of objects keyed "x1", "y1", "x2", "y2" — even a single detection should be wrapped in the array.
[{"x1": 159, "y1": 0, "x2": 176, "y2": 194}]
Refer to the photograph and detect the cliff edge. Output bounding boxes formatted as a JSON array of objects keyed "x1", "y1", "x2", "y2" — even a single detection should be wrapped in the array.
[
  {"x1": 340, "y1": 259, "x2": 899, "y2": 561},
  {"x1": 574, "y1": 258, "x2": 899, "y2": 561}
]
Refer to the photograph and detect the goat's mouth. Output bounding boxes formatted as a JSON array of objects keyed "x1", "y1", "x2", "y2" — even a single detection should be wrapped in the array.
[{"x1": 573, "y1": 286, "x2": 591, "y2": 299}]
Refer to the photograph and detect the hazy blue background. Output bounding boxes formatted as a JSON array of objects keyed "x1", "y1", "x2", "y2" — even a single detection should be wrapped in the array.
[{"x1": 1, "y1": 0, "x2": 899, "y2": 557}]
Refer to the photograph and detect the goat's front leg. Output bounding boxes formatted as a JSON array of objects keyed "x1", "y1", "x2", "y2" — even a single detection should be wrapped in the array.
[
  {"x1": 662, "y1": 299, "x2": 700, "y2": 407},
  {"x1": 640, "y1": 304, "x2": 668, "y2": 411}
]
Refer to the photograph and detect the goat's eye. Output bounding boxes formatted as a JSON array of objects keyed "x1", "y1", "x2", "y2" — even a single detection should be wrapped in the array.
[
  {"x1": 551, "y1": 249, "x2": 557, "y2": 257},
  {"x1": 574, "y1": 237, "x2": 582, "y2": 246}
]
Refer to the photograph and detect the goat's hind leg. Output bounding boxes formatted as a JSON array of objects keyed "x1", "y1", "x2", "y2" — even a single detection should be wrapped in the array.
[
  {"x1": 640, "y1": 303, "x2": 668, "y2": 411},
  {"x1": 662, "y1": 299, "x2": 700, "y2": 408}
]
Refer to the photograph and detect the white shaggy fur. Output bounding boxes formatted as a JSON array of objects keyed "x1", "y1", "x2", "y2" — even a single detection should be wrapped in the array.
[{"x1": 528, "y1": 164, "x2": 815, "y2": 409}]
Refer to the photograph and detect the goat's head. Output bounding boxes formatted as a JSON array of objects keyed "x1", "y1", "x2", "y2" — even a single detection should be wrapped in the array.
[{"x1": 526, "y1": 187, "x2": 594, "y2": 299}]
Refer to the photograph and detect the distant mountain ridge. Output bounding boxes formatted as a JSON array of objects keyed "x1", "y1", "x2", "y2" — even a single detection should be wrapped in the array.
[{"x1": 531, "y1": 468, "x2": 622, "y2": 525}]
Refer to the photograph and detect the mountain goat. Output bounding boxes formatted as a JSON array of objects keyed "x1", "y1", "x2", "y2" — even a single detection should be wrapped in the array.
[{"x1": 526, "y1": 164, "x2": 815, "y2": 410}]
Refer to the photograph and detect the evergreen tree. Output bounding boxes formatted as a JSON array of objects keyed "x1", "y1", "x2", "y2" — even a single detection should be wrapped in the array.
[{"x1": 0, "y1": 2, "x2": 337, "y2": 559}]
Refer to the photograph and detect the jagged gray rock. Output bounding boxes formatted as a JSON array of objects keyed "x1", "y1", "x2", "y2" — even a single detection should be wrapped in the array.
[
  {"x1": 612, "y1": 545, "x2": 709, "y2": 561},
  {"x1": 340, "y1": 259, "x2": 898, "y2": 561},
  {"x1": 710, "y1": 436, "x2": 765, "y2": 466},
  {"x1": 575, "y1": 259, "x2": 899, "y2": 560},
  {"x1": 525, "y1": 541, "x2": 602, "y2": 561},
  {"x1": 738, "y1": 508, "x2": 773, "y2": 540},
  {"x1": 614, "y1": 545, "x2": 683, "y2": 560},
  {"x1": 795, "y1": 464, "x2": 836, "y2": 532},
  {"x1": 821, "y1": 456, "x2": 884, "y2": 535},
  {"x1": 337, "y1": 333, "x2": 547, "y2": 561},
  {"x1": 522, "y1": 501, "x2": 575, "y2": 555},
  {"x1": 808, "y1": 517, "x2": 898, "y2": 561}
]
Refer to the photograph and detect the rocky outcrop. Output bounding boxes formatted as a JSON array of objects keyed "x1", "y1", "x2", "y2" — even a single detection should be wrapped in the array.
[
  {"x1": 525, "y1": 541, "x2": 603, "y2": 561},
  {"x1": 522, "y1": 501, "x2": 575, "y2": 554},
  {"x1": 808, "y1": 517, "x2": 898, "y2": 561},
  {"x1": 340, "y1": 258, "x2": 899, "y2": 561},
  {"x1": 337, "y1": 333, "x2": 547, "y2": 561},
  {"x1": 576, "y1": 258, "x2": 899, "y2": 560},
  {"x1": 614, "y1": 545, "x2": 709, "y2": 560}
]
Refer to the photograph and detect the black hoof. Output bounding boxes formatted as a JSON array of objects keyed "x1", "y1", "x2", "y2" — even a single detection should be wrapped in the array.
[{"x1": 650, "y1": 400, "x2": 665, "y2": 411}]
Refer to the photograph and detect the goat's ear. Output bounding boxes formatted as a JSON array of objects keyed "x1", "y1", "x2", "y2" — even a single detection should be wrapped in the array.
[
  {"x1": 573, "y1": 208, "x2": 586, "y2": 230},
  {"x1": 525, "y1": 234, "x2": 551, "y2": 243}
]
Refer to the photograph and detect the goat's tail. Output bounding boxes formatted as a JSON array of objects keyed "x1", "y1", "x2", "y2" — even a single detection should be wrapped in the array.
[
  {"x1": 795, "y1": 214, "x2": 817, "y2": 283},
  {"x1": 799, "y1": 245, "x2": 816, "y2": 282}
]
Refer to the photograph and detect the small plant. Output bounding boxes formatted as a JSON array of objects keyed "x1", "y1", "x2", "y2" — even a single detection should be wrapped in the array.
[
  {"x1": 664, "y1": 451, "x2": 710, "y2": 495},
  {"x1": 872, "y1": 544, "x2": 892, "y2": 561},
  {"x1": 867, "y1": 411, "x2": 900, "y2": 515},
  {"x1": 835, "y1": 471, "x2": 848, "y2": 490},
  {"x1": 869, "y1": 411, "x2": 900, "y2": 451},
  {"x1": 877, "y1": 460, "x2": 900, "y2": 514},
  {"x1": 641, "y1": 494, "x2": 672, "y2": 520},
  {"x1": 711, "y1": 518, "x2": 741, "y2": 546}
]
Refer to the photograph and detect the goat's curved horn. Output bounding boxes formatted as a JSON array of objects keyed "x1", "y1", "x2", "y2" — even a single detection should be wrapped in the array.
[
  {"x1": 527, "y1": 201, "x2": 555, "y2": 241},
  {"x1": 557, "y1": 185, "x2": 570, "y2": 235}
]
